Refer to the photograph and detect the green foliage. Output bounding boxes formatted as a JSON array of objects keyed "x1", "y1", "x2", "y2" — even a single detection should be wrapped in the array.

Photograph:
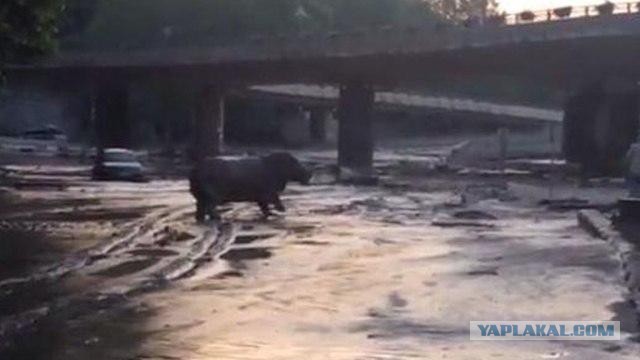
[
  {"x1": 60, "y1": 0, "x2": 441, "y2": 51},
  {"x1": 427, "y1": 0, "x2": 499, "y2": 21},
  {"x1": 0, "y1": 0, "x2": 65, "y2": 65}
]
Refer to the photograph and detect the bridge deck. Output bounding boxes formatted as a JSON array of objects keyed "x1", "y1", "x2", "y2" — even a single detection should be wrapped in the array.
[{"x1": 13, "y1": 13, "x2": 640, "y2": 70}]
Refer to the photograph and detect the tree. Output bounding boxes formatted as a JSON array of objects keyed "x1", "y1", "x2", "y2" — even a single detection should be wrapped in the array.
[
  {"x1": 59, "y1": 0, "x2": 442, "y2": 51},
  {"x1": 0, "y1": 0, "x2": 65, "y2": 67},
  {"x1": 427, "y1": 0, "x2": 499, "y2": 21}
]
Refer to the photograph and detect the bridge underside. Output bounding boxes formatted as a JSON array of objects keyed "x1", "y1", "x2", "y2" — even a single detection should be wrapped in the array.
[{"x1": 14, "y1": 33, "x2": 640, "y2": 92}]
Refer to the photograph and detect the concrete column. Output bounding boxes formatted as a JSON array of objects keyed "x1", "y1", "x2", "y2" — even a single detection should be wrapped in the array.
[
  {"x1": 310, "y1": 107, "x2": 329, "y2": 143},
  {"x1": 563, "y1": 79, "x2": 639, "y2": 176},
  {"x1": 94, "y1": 82, "x2": 130, "y2": 152},
  {"x1": 337, "y1": 82, "x2": 374, "y2": 171},
  {"x1": 194, "y1": 85, "x2": 225, "y2": 160},
  {"x1": 280, "y1": 106, "x2": 311, "y2": 147}
]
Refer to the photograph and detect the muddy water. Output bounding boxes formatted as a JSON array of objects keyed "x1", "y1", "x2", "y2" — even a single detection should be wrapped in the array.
[{"x1": 25, "y1": 182, "x2": 638, "y2": 360}]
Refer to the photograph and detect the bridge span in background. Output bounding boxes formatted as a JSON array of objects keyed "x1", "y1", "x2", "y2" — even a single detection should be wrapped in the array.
[{"x1": 247, "y1": 84, "x2": 563, "y2": 124}]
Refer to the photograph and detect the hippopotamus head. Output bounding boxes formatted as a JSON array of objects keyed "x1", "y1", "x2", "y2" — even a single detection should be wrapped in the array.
[{"x1": 263, "y1": 152, "x2": 312, "y2": 185}]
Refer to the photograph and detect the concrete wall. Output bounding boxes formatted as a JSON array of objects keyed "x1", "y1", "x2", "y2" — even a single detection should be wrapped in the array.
[
  {"x1": 0, "y1": 90, "x2": 68, "y2": 136},
  {"x1": 449, "y1": 124, "x2": 563, "y2": 166}
]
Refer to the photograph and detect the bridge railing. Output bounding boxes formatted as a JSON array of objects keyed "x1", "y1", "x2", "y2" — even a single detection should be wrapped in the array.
[{"x1": 497, "y1": 2, "x2": 640, "y2": 26}]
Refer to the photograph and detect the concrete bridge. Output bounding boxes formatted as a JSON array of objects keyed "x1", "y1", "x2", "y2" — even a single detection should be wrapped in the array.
[
  {"x1": 9, "y1": 6, "x2": 640, "y2": 173},
  {"x1": 17, "y1": 10, "x2": 640, "y2": 86}
]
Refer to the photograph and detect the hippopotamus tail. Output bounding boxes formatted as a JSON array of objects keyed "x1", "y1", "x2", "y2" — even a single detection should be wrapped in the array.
[{"x1": 188, "y1": 166, "x2": 201, "y2": 197}]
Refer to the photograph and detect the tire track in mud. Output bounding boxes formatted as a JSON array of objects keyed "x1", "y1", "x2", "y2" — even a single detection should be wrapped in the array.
[
  {"x1": 0, "y1": 218, "x2": 237, "y2": 354},
  {"x1": 0, "y1": 204, "x2": 192, "y2": 293}
]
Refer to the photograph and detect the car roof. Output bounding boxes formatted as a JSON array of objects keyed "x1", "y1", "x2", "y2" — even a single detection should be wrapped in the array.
[{"x1": 104, "y1": 148, "x2": 133, "y2": 154}]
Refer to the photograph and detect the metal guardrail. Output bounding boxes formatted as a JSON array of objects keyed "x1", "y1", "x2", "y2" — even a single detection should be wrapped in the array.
[{"x1": 499, "y1": 2, "x2": 640, "y2": 25}]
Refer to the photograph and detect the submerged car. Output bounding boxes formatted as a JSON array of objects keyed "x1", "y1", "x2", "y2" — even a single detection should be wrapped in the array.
[
  {"x1": 19, "y1": 125, "x2": 69, "y2": 155},
  {"x1": 92, "y1": 148, "x2": 146, "y2": 182},
  {"x1": 22, "y1": 125, "x2": 67, "y2": 141}
]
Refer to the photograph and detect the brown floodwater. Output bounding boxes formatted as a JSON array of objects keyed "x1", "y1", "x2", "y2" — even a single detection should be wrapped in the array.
[{"x1": 1, "y1": 159, "x2": 639, "y2": 359}]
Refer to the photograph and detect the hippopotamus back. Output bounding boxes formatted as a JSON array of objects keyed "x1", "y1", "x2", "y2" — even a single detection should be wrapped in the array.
[{"x1": 191, "y1": 157, "x2": 278, "y2": 202}]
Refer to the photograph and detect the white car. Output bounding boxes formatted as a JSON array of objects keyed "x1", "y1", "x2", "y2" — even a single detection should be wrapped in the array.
[{"x1": 91, "y1": 148, "x2": 146, "y2": 182}]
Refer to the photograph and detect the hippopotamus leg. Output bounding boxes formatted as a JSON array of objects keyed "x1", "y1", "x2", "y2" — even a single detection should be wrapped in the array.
[
  {"x1": 257, "y1": 199, "x2": 274, "y2": 218},
  {"x1": 271, "y1": 194, "x2": 285, "y2": 212},
  {"x1": 194, "y1": 188, "x2": 221, "y2": 223},
  {"x1": 206, "y1": 200, "x2": 221, "y2": 221},
  {"x1": 195, "y1": 196, "x2": 207, "y2": 222}
]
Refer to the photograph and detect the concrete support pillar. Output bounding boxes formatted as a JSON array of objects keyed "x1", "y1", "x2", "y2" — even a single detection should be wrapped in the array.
[
  {"x1": 337, "y1": 82, "x2": 374, "y2": 171},
  {"x1": 194, "y1": 85, "x2": 225, "y2": 160},
  {"x1": 94, "y1": 82, "x2": 130, "y2": 152},
  {"x1": 563, "y1": 79, "x2": 639, "y2": 176},
  {"x1": 310, "y1": 108, "x2": 330, "y2": 143},
  {"x1": 280, "y1": 106, "x2": 311, "y2": 147}
]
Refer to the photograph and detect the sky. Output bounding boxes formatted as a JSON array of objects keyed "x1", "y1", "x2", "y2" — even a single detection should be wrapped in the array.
[{"x1": 499, "y1": 0, "x2": 627, "y2": 13}]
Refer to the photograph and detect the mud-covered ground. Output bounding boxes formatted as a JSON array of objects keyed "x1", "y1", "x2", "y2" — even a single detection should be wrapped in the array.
[{"x1": 0, "y1": 149, "x2": 639, "y2": 359}]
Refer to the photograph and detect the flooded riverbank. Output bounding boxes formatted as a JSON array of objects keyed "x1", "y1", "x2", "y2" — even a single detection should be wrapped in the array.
[{"x1": 0, "y1": 151, "x2": 638, "y2": 359}]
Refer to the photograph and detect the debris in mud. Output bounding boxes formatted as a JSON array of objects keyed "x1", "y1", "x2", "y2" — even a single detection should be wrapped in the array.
[
  {"x1": 307, "y1": 164, "x2": 339, "y2": 185},
  {"x1": 466, "y1": 267, "x2": 499, "y2": 276},
  {"x1": 602, "y1": 344, "x2": 623, "y2": 353},
  {"x1": 83, "y1": 337, "x2": 100, "y2": 346},
  {"x1": 617, "y1": 197, "x2": 640, "y2": 221},
  {"x1": 213, "y1": 270, "x2": 244, "y2": 279},
  {"x1": 457, "y1": 168, "x2": 532, "y2": 177},
  {"x1": 351, "y1": 197, "x2": 386, "y2": 211},
  {"x1": 452, "y1": 210, "x2": 497, "y2": 220},
  {"x1": 380, "y1": 180, "x2": 411, "y2": 190},
  {"x1": 234, "y1": 233, "x2": 275, "y2": 245},
  {"x1": 220, "y1": 247, "x2": 273, "y2": 262},
  {"x1": 91, "y1": 258, "x2": 160, "y2": 278},
  {"x1": 373, "y1": 238, "x2": 397, "y2": 246},
  {"x1": 128, "y1": 249, "x2": 180, "y2": 257},
  {"x1": 352, "y1": 315, "x2": 462, "y2": 340},
  {"x1": 309, "y1": 204, "x2": 352, "y2": 215},
  {"x1": 540, "y1": 198, "x2": 609, "y2": 211},
  {"x1": 153, "y1": 226, "x2": 195, "y2": 246},
  {"x1": 380, "y1": 217, "x2": 405, "y2": 225},
  {"x1": 279, "y1": 223, "x2": 318, "y2": 235},
  {"x1": 439, "y1": 195, "x2": 465, "y2": 208},
  {"x1": 6, "y1": 207, "x2": 150, "y2": 222},
  {"x1": 388, "y1": 292, "x2": 408, "y2": 308},
  {"x1": 12, "y1": 181, "x2": 67, "y2": 191},
  {"x1": 431, "y1": 215, "x2": 496, "y2": 229},
  {"x1": 461, "y1": 183, "x2": 517, "y2": 203},
  {"x1": 290, "y1": 240, "x2": 330, "y2": 246},
  {"x1": 338, "y1": 167, "x2": 379, "y2": 186}
]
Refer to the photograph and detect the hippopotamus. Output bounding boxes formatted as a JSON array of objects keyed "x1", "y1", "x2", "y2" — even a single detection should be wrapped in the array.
[{"x1": 189, "y1": 152, "x2": 312, "y2": 222}]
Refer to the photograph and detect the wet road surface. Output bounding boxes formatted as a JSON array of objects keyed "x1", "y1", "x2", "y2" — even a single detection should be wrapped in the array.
[{"x1": 0, "y1": 164, "x2": 639, "y2": 359}]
